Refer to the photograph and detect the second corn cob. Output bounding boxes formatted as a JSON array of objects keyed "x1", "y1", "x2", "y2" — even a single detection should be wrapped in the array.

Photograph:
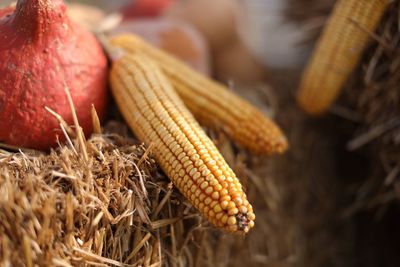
[
  {"x1": 109, "y1": 53, "x2": 255, "y2": 233},
  {"x1": 297, "y1": 0, "x2": 389, "y2": 115},
  {"x1": 110, "y1": 34, "x2": 288, "y2": 155}
]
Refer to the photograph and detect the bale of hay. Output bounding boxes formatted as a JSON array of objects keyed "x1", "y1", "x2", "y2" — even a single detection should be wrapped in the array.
[
  {"x1": 0, "y1": 109, "x2": 292, "y2": 266},
  {"x1": 0, "y1": 120, "x2": 204, "y2": 266}
]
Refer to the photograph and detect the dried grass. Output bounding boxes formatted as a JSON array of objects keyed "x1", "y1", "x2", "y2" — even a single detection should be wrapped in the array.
[{"x1": 0, "y1": 119, "x2": 202, "y2": 266}]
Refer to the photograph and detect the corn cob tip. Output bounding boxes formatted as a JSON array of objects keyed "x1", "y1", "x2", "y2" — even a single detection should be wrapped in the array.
[
  {"x1": 235, "y1": 212, "x2": 255, "y2": 233},
  {"x1": 252, "y1": 115, "x2": 289, "y2": 155},
  {"x1": 296, "y1": 90, "x2": 328, "y2": 116},
  {"x1": 272, "y1": 135, "x2": 289, "y2": 154},
  {"x1": 255, "y1": 134, "x2": 289, "y2": 155},
  {"x1": 219, "y1": 199, "x2": 256, "y2": 233}
]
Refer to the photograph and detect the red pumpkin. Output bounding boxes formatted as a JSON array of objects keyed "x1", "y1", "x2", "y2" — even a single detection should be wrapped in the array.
[{"x1": 0, "y1": 0, "x2": 108, "y2": 150}]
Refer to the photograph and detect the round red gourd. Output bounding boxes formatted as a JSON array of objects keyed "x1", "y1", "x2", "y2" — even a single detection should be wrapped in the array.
[{"x1": 0, "y1": 0, "x2": 108, "y2": 150}]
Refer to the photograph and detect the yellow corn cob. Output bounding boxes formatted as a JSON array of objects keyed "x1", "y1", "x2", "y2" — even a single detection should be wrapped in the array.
[
  {"x1": 297, "y1": 0, "x2": 389, "y2": 115},
  {"x1": 110, "y1": 34, "x2": 288, "y2": 155},
  {"x1": 109, "y1": 53, "x2": 255, "y2": 233}
]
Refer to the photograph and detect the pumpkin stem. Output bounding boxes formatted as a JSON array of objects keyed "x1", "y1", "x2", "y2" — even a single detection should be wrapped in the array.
[{"x1": 12, "y1": 0, "x2": 67, "y2": 38}]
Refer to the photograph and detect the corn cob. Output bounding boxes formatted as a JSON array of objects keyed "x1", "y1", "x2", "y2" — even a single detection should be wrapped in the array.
[
  {"x1": 110, "y1": 34, "x2": 288, "y2": 155},
  {"x1": 109, "y1": 53, "x2": 255, "y2": 233},
  {"x1": 297, "y1": 0, "x2": 389, "y2": 115}
]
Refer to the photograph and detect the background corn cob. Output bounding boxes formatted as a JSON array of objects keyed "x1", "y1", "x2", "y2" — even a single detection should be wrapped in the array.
[
  {"x1": 110, "y1": 34, "x2": 288, "y2": 155},
  {"x1": 109, "y1": 53, "x2": 255, "y2": 233},
  {"x1": 297, "y1": 0, "x2": 389, "y2": 115}
]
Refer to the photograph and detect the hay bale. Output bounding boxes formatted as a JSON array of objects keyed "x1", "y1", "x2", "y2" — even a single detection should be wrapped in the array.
[
  {"x1": 0, "y1": 111, "x2": 291, "y2": 267},
  {"x1": 0, "y1": 121, "x2": 204, "y2": 266}
]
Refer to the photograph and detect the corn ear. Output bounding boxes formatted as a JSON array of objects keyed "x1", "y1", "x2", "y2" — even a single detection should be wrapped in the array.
[
  {"x1": 297, "y1": 0, "x2": 389, "y2": 115},
  {"x1": 109, "y1": 53, "x2": 255, "y2": 233},
  {"x1": 110, "y1": 34, "x2": 288, "y2": 155}
]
